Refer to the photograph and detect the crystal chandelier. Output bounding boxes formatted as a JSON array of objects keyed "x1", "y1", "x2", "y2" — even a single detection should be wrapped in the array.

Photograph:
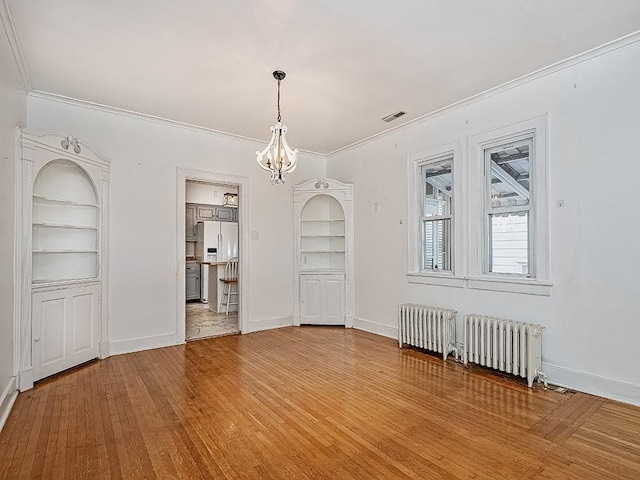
[{"x1": 256, "y1": 70, "x2": 299, "y2": 184}]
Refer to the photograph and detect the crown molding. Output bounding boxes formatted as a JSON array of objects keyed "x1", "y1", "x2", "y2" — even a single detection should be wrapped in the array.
[
  {"x1": 27, "y1": 90, "x2": 326, "y2": 158},
  {"x1": 0, "y1": 0, "x2": 32, "y2": 91},
  {"x1": 327, "y1": 29, "x2": 640, "y2": 158}
]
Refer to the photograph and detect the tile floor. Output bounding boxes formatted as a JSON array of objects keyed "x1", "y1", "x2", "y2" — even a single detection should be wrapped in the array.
[{"x1": 185, "y1": 302, "x2": 239, "y2": 341}]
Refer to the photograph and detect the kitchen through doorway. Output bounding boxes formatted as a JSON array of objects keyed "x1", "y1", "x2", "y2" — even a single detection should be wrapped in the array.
[{"x1": 185, "y1": 180, "x2": 240, "y2": 341}]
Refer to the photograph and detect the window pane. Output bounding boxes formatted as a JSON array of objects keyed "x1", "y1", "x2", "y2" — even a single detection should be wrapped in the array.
[
  {"x1": 489, "y1": 142, "x2": 530, "y2": 208},
  {"x1": 489, "y1": 212, "x2": 529, "y2": 274},
  {"x1": 423, "y1": 218, "x2": 451, "y2": 271},
  {"x1": 423, "y1": 162, "x2": 452, "y2": 216}
]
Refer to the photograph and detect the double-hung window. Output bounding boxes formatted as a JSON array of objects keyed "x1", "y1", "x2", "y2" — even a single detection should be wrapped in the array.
[
  {"x1": 485, "y1": 138, "x2": 533, "y2": 276},
  {"x1": 421, "y1": 160, "x2": 453, "y2": 271},
  {"x1": 407, "y1": 141, "x2": 463, "y2": 286}
]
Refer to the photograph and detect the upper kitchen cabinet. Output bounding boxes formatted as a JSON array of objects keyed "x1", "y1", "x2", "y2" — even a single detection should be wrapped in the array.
[
  {"x1": 293, "y1": 179, "x2": 354, "y2": 328},
  {"x1": 195, "y1": 205, "x2": 216, "y2": 221},
  {"x1": 186, "y1": 204, "x2": 197, "y2": 241},
  {"x1": 216, "y1": 206, "x2": 237, "y2": 222}
]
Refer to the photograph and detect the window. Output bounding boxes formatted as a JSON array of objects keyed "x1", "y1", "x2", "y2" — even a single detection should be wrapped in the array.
[
  {"x1": 421, "y1": 160, "x2": 453, "y2": 271},
  {"x1": 407, "y1": 115, "x2": 550, "y2": 295},
  {"x1": 485, "y1": 139, "x2": 533, "y2": 276},
  {"x1": 407, "y1": 141, "x2": 463, "y2": 287},
  {"x1": 468, "y1": 115, "x2": 550, "y2": 295}
]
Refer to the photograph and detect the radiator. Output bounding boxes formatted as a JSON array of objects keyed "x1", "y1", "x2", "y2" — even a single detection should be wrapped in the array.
[
  {"x1": 398, "y1": 304, "x2": 457, "y2": 360},
  {"x1": 463, "y1": 314, "x2": 546, "y2": 387}
]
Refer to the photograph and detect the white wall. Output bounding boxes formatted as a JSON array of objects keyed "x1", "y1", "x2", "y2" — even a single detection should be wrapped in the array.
[
  {"x1": 328, "y1": 38, "x2": 640, "y2": 404},
  {"x1": 27, "y1": 96, "x2": 325, "y2": 349},
  {"x1": 0, "y1": 18, "x2": 26, "y2": 425},
  {"x1": 186, "y1": 181, "x2": 238, "y2": 205}
]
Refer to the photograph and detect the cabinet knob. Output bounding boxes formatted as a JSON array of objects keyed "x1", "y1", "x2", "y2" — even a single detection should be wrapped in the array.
[{"x1": 34, "y1": 337, "x2": 40, "y2": 342}]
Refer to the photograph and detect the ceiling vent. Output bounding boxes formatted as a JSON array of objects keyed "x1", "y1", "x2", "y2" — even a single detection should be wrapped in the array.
[{"x1": 382, "y1": 111, "x2": 406, "y2": 123}]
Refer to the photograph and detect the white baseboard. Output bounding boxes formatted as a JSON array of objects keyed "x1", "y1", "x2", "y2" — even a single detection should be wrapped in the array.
[
  {"x1": 0, "y1": 376, "x2": 18, "y2": 433},
  {"x1": 246, "y1": 316, "x2": 293, "y2": 334},
  {"x1": 542, "y1": 362, "x2": 640, "y2": 407},
  {"x1": 109, "y1": 332, "x2": 179, "y2": 356},
  {"x1": 353, "y1": 317, "x2": 398, "y2": 340}
]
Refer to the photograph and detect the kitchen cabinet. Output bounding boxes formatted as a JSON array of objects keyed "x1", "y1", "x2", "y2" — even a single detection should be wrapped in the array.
[
  {"x1": 186, "y1": 204, "x2": 237, "y2": 242},
  {"x1": 293, "y1": 179, "x2": 354, "y2": 327},
  {"x1": 186, "y1": 262, "x2": 201, "y2": 300},
  {"x1": 196, "y1": 205, "x2": 216, "y2": 221},
  {"x1": 300, "y1": 273, "x2": 344, "y2": 325},
  {"x1": 186, "y1": 204, "x2": 197, "y2": 241},
  {"x1": 216, "y1": 206, "x2": 237, "y2": 222}
]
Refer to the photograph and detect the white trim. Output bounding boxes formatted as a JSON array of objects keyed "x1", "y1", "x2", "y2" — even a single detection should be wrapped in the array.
[
  {"x1": 406, "y1": 273, "x2": 465, "y2": 288},
  {"x1": 352, "y1": 317, "x2": 398, "y2": 340},
  {"x1": 467, "y1": 277, "x2": 552, "y2": 296},
  {"x1": 327, "y1": 30, "x2": 640, "y2": 157},
  {"x1": 28, "y1": 91, "x2": 327, "y2": 158},
  {"x1": 176, "y1": 168, "x2": 250, "y2": 342},
  {"x1": 17, "y1": 368, "x2": 32, "y2": 392},
  {"x1": 245, "y1": 316, "x2": 293, "y2": 333},
  {"x1": 0, "y1": 376, "x2": 18, "y2": 433},
  {"x1": 0, "y1": 0, "x2": 32, "y2": 91},
  {"x1": 109, "y1": 332, "x2": 178, "y2": 357},
  {"x1": 543, "y1": 362, "x2": 640, "y2": 407}
]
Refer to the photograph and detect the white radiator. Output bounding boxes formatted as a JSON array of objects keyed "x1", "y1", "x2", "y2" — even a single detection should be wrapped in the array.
[
  {"x1": 463, "y1": 314, "x2": 547, "y2": 387},
  {"x1": 398, "y1": 304, "x2": 457, "y2": 360}
]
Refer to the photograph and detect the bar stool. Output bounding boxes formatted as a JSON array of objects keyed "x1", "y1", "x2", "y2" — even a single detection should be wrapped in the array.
[{"x1": 219, "y1": 257, "x2": 238, "y2": 315}]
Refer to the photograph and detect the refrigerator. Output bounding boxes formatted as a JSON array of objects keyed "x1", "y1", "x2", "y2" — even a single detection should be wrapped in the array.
[{"x1": 196, "y1": 221, "x2": 238, "y2": 302}]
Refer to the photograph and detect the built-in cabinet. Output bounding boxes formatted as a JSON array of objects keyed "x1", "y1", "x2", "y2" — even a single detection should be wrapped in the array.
[
  {"x1": 17, "y1": 130, "x2": 110, "y2": 389},
  {"x1": 293, "y1": 179, "x2": 354, "y2": 327},
  {"x1": 185, "y1": 204, "x2": 197, "y2": 241}
]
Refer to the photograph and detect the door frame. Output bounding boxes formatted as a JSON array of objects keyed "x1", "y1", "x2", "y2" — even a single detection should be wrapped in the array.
[
  {"x1": 176, "y1": 168, "x2": 249, "y2": 341},
  {"x1": 14, "y1": 129, "x2": 110, "y2": 391}
]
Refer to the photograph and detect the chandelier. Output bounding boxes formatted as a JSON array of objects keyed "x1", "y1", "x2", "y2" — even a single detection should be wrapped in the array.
[{"x1": 256, "y1": 70, "x2": 299, "y2": 184}]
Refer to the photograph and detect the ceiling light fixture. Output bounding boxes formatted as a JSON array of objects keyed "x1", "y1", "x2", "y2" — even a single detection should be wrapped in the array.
[{"x1": 256, "y1": 70, "x2": 299, "y2": 184}]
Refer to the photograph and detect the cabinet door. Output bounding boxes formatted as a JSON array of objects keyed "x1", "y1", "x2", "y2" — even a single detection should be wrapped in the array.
[
  {"x1": 186, "y1": 204, "x2": 197, "y2": 241},
  {"x1": 32, "y1": 284, "x2": 100, "y2": 381},
  {"x1": 196, "y1": 205, "x2": 217, "y2": 221},
  {"x1": 300, "y1": 274, "x2": 344, "y2": 325},
  {"x1": 300, "y1": 276, "x2": 323, "y2": 324},
  {"x1": 186, "y1": 264, "x2": 200, "y2": 300},
  {"x1": 217, "y1": 207, "x2": 233, "y2": 222}
]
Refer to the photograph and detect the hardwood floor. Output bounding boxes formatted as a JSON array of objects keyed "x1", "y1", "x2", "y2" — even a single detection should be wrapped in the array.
[{"x1": 1, "y1": 327, "x2": 639, "y2": 479}]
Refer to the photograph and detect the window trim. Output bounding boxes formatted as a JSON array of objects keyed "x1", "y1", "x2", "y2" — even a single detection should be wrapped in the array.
[
  {"x1": 407, "y1": 140, "x2": 464, "y2": 286},
  {"x1": 468, "y1": 115, "x2": 550, "y2": 294}
]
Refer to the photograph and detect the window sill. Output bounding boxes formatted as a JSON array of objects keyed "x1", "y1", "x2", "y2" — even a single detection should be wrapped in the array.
[
  {"x1": 467, "y1": 276, "x2": 552, "y2": 296},
  {"x1": 406, "y1": 272, "x2": 465, "y2": 288}
]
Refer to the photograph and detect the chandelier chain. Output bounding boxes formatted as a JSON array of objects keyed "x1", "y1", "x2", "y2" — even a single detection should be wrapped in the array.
[{"x1": 277, "y1": 78, "x2": 281, "y2": 122}]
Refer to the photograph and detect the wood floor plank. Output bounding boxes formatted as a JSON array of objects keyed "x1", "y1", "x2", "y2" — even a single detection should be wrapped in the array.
[{"x1": 1, "y1": 327, "x2": 640, "y2": 479}]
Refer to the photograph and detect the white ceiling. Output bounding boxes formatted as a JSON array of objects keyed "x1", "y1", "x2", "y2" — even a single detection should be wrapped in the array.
[{"x1": 7, "y1": 0, "x2": 640, "y2": 154}]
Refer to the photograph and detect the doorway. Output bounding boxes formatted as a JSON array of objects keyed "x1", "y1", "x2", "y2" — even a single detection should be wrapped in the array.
[
  {"x1": 176, "y1": 168, "x2": 249, "y2": 344},
  {"x1": 185, "y1": 180, "x2": 239, "y2": 340}
]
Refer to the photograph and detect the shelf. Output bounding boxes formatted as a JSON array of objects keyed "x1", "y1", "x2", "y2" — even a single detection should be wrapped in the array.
[
  {"x1": 33, "y1": 194, "x2": 98, "y2": 208},
  {"x1": 33, "y1": 222, "x2": 98, "y2": 230},
  {"x1": 33, "y1": 250, "x2": 98, "y2": 254},
  {"x1": 300, "y1": 235, "x2": 345, "y2": 239}
]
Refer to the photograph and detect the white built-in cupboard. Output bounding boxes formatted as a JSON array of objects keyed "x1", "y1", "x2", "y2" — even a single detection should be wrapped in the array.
[
  {"x1": 293, "y1": 179, "x2": 354, "y2": 326},
  {"x1": 16, "y1": 130, "x2": 109, "y2": 390}
]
